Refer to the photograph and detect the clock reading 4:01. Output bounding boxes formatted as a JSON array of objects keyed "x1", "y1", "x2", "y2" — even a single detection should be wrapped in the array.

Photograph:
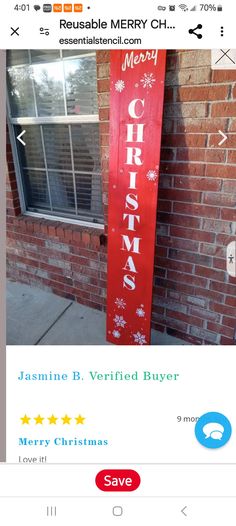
[{"x1": 14, "y1": 4, "x2": 30, "y2": 11}]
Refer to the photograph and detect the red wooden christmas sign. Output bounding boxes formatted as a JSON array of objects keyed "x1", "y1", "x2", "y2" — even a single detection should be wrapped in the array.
[{"x1": 106, "y1": 50, "x2": 166, "y2": 345}]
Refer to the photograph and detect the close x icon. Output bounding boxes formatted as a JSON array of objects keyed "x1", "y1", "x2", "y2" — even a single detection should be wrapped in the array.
[
  {"x1": 211, "y1": 49, "x2": 236, "y2": 69},
  {"x1": 10, "y1": 27, "x2": 19, "y2": 36}
]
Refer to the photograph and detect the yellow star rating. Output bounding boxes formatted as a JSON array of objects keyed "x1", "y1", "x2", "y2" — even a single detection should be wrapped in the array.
[
  {"x1": 21, "y1": 414, "x2": 31, "y2": 425},
  {"x1": 61, "y1": 414, "x2": 71, "y2": 425},
  {"x1": 34, "y1": 415, "x2": 44, "y2": 425},
  {"x1": 48, "y1": 415, "x2": 58, "y2": 425},
  {"x1": 75, "y1": 415, "x2": 85, "y2": 425},
  {"x1": 20, "y1": 414, "x2": 86, "y2": 425}
]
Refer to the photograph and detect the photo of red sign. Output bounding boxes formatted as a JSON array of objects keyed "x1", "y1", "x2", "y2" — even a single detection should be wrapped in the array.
[{"x1": 106, "y1": 50, "x2": 167, "y2": 345}]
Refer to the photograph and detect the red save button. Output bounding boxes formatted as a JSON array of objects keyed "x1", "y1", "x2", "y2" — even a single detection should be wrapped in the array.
[{"x1": 95, "y1": 469, "x2": 141, "y2": 492}]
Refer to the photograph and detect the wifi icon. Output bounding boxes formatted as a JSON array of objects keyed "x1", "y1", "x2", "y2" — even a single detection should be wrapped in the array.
[{"x1": 179, "y1": 4, "x2": 188, "y2": 10}]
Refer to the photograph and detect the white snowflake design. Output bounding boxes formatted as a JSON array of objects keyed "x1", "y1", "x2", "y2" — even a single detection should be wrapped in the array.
[
  {"x1": 115, "y1": 298, "x2": 126, "y2": 309},
  {"x1": 146, "y1": 170, "x2": 158, "y2": 182},
  {"x1": 114, "y1": 315, "x2": 127, "y2": 328},
  {"x1": 133, "y1": 332, "x2": 147, "y2": 345},
  {"x1": 115, "y1": 80, "x2": 125, "y2": 92},
  {"x1": 112, "y1": 330, "x2": 121, "y2": 339},
  {"x1": 140, "y1": 73, "x2": 156, "y2": 89},
  {"x1": 136, "y1": 306, "x2": 145, "y2": 318}
]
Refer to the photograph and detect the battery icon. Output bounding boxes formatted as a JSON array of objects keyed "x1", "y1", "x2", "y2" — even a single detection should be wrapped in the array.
[{"x1": 217, "y1": 4, "x2": 223, "y2": 11}]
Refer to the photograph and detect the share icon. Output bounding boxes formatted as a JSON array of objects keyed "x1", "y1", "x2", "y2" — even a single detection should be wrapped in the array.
[{"x1": 188, "y1": 24, "x2": 203, "y2": 39}]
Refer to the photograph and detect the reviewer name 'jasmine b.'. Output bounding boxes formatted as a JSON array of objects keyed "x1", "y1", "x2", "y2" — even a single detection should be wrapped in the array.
[{"x1": 17, "y1": 370, "x2": 180, "y2": 382}]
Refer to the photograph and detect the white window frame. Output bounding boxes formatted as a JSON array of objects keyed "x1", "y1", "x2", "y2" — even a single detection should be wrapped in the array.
[{"x1": 7, "y1": 50, "x2": 104, "y2": 230}]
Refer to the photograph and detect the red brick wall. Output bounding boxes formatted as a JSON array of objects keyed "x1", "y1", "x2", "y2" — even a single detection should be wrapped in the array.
[
  {"x1": 154, "y1": 50, "x2": 236, "y2": 345},
  {"x1": 6, "y1": 50, "x2": 236, "y2": 344}
]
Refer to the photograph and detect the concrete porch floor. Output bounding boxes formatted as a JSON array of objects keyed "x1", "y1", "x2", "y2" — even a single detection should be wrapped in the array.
[{"x1": 7, "y1": 280, "x2": 187, "y2": 346}]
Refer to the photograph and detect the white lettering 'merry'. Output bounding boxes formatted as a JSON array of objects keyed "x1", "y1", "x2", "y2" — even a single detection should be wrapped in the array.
[{"x1": 122, "y1": 50, "x2": 158, "y2": 72}]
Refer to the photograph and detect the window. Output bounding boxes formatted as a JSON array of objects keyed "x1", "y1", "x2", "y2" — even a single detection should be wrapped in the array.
[{"x1": 7, "y1": 50, "x2": 104, "y2": 225}]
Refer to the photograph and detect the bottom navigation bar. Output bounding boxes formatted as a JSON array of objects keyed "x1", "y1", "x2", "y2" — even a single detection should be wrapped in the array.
[{"x1": 0, "y1": 496, "x2": 236, "y2": 525}]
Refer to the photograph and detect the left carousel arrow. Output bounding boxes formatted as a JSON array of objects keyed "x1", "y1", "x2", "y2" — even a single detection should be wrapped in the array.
[{"x1": 17, "y1": 130, "x2": 26, "y2": 146}]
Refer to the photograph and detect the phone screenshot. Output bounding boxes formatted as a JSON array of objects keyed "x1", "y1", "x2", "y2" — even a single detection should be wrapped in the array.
[{"x1": 0, "y1": 0, "x2": 236, "y2": 523}]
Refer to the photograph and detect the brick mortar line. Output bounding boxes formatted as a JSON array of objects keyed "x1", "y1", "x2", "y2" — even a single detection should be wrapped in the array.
[
  {"x1": 164, "y1": 100, "x2": 235, "y2": 104},
  {"x1": 156, "y1": 262, "x2": 231, "y2": 281},
  {"x1": 160, "y1": 160, "x2": 236, "y2": 164},
  {"x1": 157, "y1": 253, "x2": 228, "y2": 265},
  {"x1": 158, "y1": 201, "x2": 235, "y2": 209}
]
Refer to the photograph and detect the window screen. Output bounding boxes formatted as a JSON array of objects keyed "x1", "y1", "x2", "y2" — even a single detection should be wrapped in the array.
[{"x1": 7, "y1": 50, "x2": 104, "y2": 224}]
